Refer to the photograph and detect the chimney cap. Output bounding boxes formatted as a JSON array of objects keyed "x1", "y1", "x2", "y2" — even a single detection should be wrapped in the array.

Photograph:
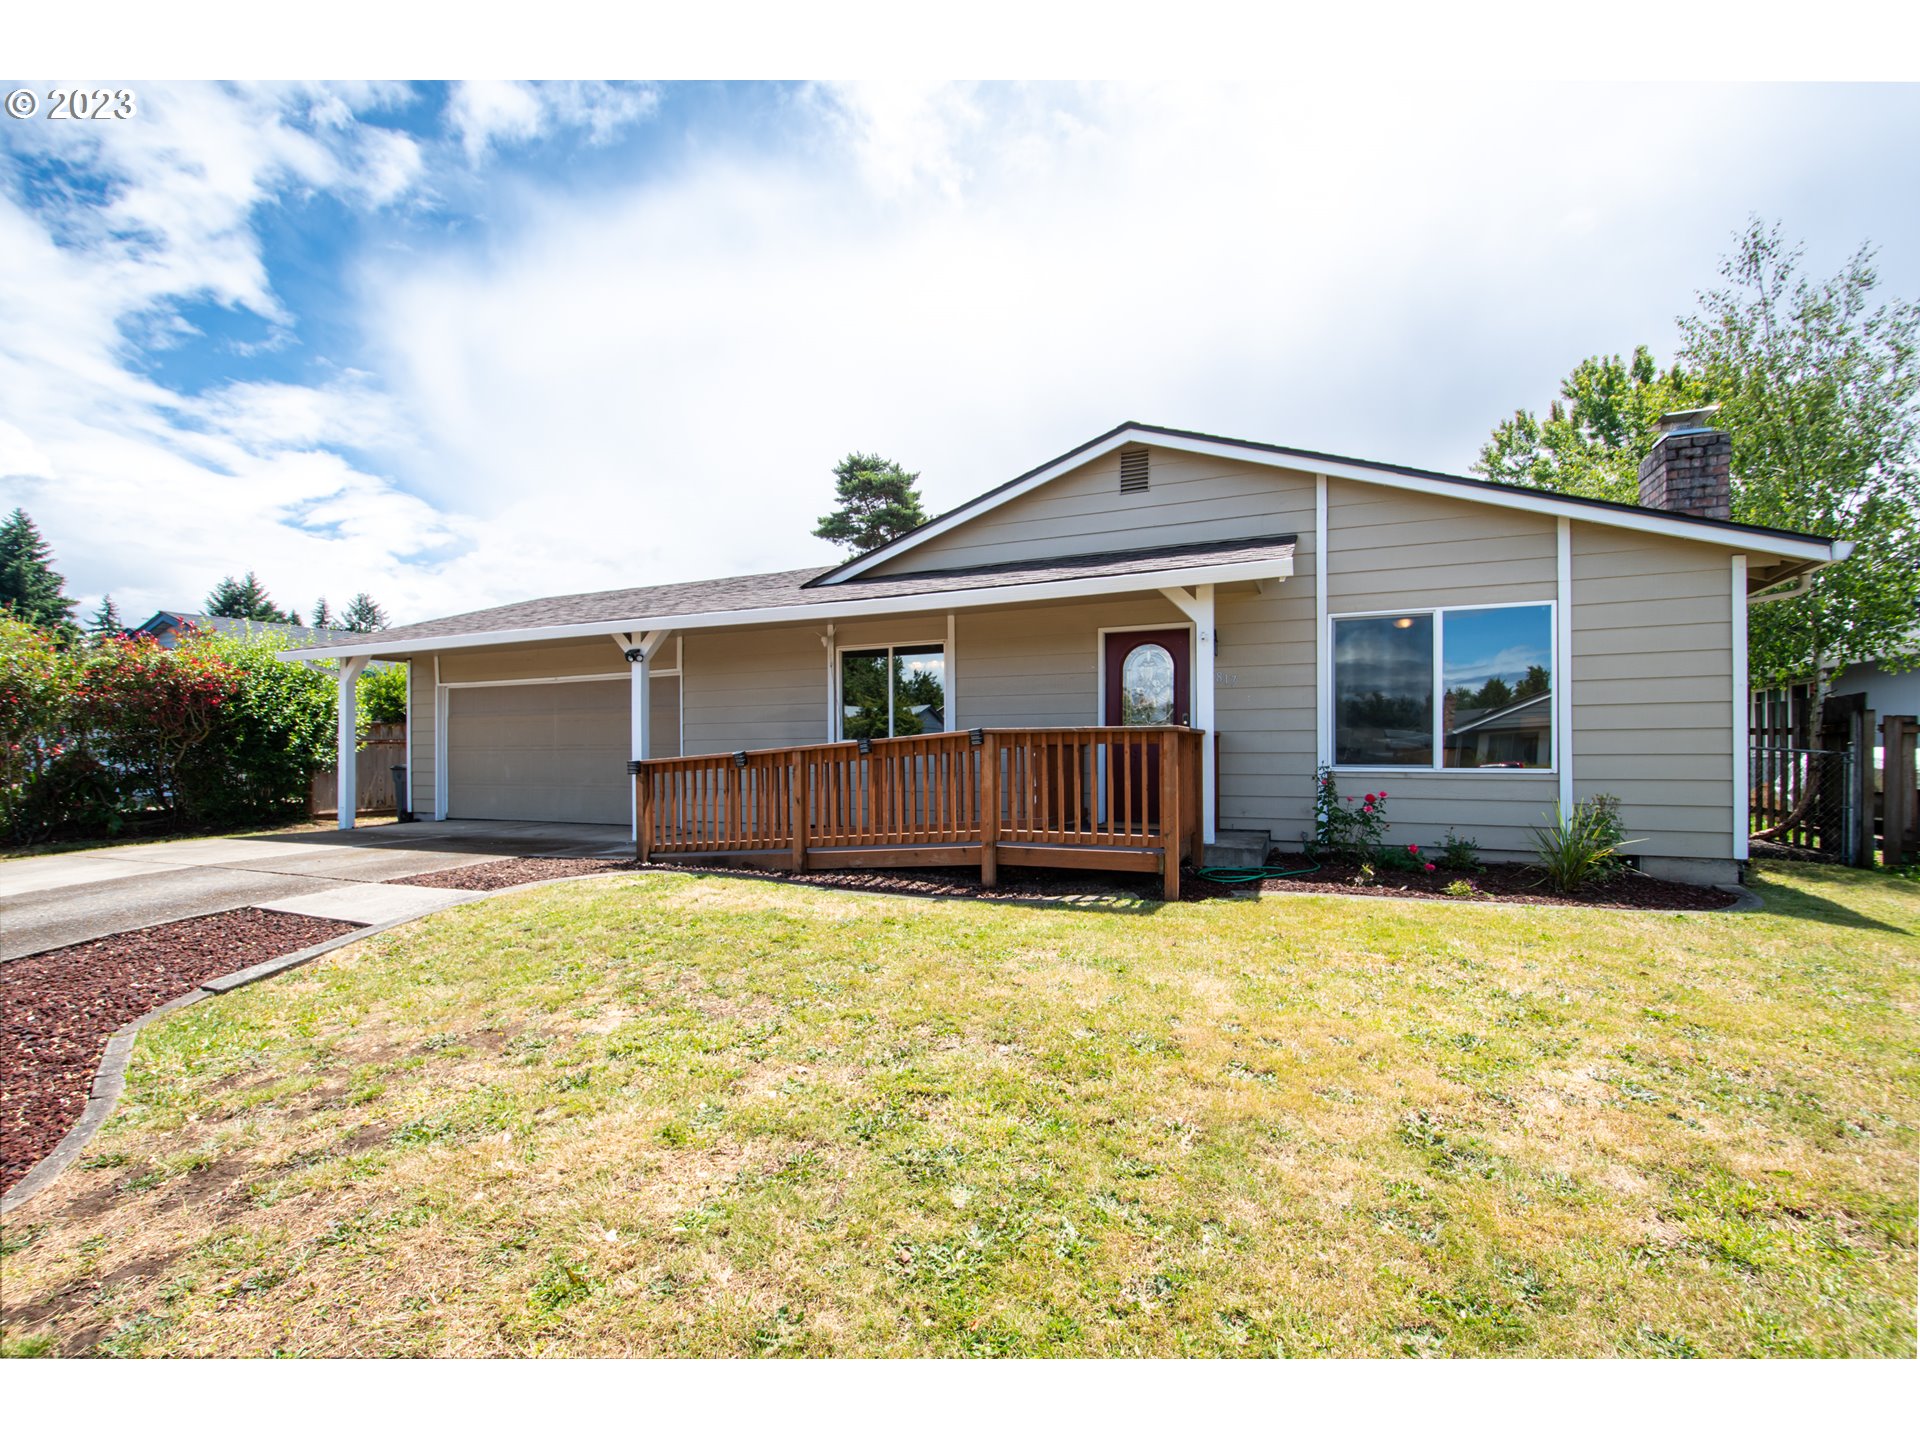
[{"x1": 1656, "y1": 404, "x2": 1723, "y2": 437}]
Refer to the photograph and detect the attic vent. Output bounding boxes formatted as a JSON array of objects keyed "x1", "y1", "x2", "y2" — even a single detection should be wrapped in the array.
[{"x1": 1119, "y1": 448, "x2": 1150, "y2": 494}]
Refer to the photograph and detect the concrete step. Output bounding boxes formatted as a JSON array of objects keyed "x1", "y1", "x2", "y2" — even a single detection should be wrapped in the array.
[{"x1": 1203, "y1": 829, "x2": 1271, "y2": 870}]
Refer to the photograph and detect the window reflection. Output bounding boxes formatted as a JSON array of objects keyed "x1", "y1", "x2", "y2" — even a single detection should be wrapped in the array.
[{"x1": 840, "y1": 644, "x2": 946, "y2": 739}]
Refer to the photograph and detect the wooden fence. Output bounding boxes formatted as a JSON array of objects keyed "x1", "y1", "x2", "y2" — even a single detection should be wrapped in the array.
[
  {"x1": 634, "y1": 726, "x2": 1203, "y2": 898},
  {"x1": 309, "y1": 722, "x2": 407, "y2": 817}
]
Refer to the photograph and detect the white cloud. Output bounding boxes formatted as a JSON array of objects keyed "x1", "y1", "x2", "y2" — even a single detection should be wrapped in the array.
[
  {"x1": 447, "y1": 80, "x2": 658, "y2": 164},
  {"x1": 3, "y1": 80, "x2": 1917, "y2": 633}
]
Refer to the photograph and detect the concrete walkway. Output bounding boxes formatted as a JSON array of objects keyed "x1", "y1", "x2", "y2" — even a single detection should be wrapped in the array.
[{"x1": 0, "y1": 820, "x2": 631, "y2": 960}]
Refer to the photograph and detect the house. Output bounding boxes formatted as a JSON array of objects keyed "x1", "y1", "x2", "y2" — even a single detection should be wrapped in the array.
[
  {"x1": 131, "y1": 611, "x2": 361, "y2": 654},
  {"x1": 284, "y1": 417, "x2": 1848, "y2": 886}
]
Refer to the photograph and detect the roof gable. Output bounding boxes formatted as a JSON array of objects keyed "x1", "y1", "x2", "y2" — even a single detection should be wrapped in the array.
[{"x1": 811, "y1": 422, "x2": 1841, "y2": 584}]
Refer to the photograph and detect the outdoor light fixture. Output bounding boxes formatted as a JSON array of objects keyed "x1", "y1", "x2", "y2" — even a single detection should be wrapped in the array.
[
  {"x1": 969, "y1": 728, "x2": 984, "y2": 746},
  {"x1": 733, "y1": 750, "x2": 748, "y2": 767},
  {"x1": 625, "y1": 760, "x2": 643, "y2": 775},
  {"x1": 857, "y1": 737, "x2": 872, "y2": 754}
]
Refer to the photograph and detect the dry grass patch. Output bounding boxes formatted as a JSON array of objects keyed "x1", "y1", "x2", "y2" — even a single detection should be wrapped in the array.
[{"x1": 2, "y1": 861, "x2": 1914, "y2": 1357}]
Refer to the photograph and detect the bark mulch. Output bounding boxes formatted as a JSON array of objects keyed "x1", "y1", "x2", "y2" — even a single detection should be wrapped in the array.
[
  {"x1": 392, "y1": 855, "x2": 1244, "y2": 903},
  {"x1": 1, "y1": 908, "x2": 360, "y2": 1193},
  {"x1": 1247, "y1": 853, "x2": 1739, "y2": 910}
]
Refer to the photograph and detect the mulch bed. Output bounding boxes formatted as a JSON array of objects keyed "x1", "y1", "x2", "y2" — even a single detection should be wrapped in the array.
[
  {"x1": 393, "y1": 855, "x2": 1244, "y2": 903},
  {"x1": 1246, "y1": 853, "x2": 1739, "y2": 910},
  {"x1": 401, "y1": 856, "x2": 637, "y2": 891},
  {"x1": 1, "y1": 908, "x2": 360, "y2": 1194}
]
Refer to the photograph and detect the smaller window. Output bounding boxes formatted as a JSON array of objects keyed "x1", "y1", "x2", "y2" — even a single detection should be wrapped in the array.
[
  {"x1": 839, "y1": 644, "x2": 947, "y2": 739},
  {"x1": 1119, "y1": 448, "x2": 1150, "y2": 493}
]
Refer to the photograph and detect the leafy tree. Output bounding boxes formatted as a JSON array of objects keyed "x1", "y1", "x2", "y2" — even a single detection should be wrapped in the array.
[
  {"x1": 1513, "y1": 664, "x2": 1551, "y2": 702},
  {"x1": 311, "y1": 597, "x2": 335, "y2": 628},
  {"x1": 342, "y1": 592, "x2": 389, "y2": 632},
  {"x1": 813, "y1": 452, "x2": 929, "y2": 554},
  {"x1": 206, "y1": 571, "x2": 294, "y2": 623},
  {"x1": 357, "y1": 662, "x2": 409, "y2": 723},
  {"x1": 1478, "y1": 349, "x2": 1705, "y2": 504},
  {"x1": 71, "y1": 633, "x2": 239, "y2": 822},
  {"x1": 193, "y1": 628, "x2": 342, "y2": 822},
  {"x1": 0, "y1": 508, "x2": 79, "y2": 636},
  {"x1": 88, "y1": 594, "x2": 122, "y2": 637},
  {"x1": 1477, "y1": 219, "x2": 1919, "y2": 693}
]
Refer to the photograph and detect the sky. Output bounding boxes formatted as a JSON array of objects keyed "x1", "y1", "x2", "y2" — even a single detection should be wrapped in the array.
[{"x1": 2, "y1": 79, "x2": 1917, "y2": 629}]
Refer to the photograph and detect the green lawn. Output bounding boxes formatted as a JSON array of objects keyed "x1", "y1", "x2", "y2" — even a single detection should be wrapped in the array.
[{"x1": 2, "y1": 862, "x2": 1915, "y2": 1357}]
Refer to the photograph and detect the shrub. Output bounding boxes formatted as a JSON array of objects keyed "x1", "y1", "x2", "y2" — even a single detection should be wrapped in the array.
[
  {"x1": 194, "y1": 629, "x2": 342, "y2": 823},
  {"x1": 1376, "y1": 841, "x2": 1437, "y2": 875},
  {"x1": 1439, "y1": 829, "x2": 1484, "y2": 872},
  {"x1": 1312, "y1": 767, "x2": 1389, "y2": 862},
  {"x1": 1443, "y1": 878, "x2": 1476, "y2": 898},
  {"x1": 1532, "y1": 795, "x2": 1637, "y2": 893},
  {"x1": 357, "y1": 663, "x2": 408, "y2": 724},
  {"x1": 71, "y1": 633, "x2": 239, "y2": 823},
  {"x1": 0, "y1": 617, "x2": 82, "y2": 838}
]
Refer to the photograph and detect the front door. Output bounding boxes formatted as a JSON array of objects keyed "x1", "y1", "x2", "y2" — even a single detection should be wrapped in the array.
[{"x1": 1103, "y1": 629, "x2": 1191, "y2": 826}]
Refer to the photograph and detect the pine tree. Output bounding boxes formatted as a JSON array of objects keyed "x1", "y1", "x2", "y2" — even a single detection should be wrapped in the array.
[
  {"x1": 311, "y1": 597, "x2": 334, "y2": 628},
  {"x1": 0, "y1": 508, "x2": 79, "y2": 634},
  {"x1": 342, "y1": 592, "x2": 389, "y2": 632},
  {"x1": 88, "y1": 594, "x2": 122, "y2": 636},
  {"x1": 205, "y1": 571, "x2": 292, "y2": 623},
  {"x1": 813, "y1": 453, "x2": 930, "y2": 554}
]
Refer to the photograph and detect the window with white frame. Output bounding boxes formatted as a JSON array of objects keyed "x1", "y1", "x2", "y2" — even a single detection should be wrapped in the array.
[
  {"x1": 838, "y1": 643, "x2": 947, "y2": 739},
  {"x1": 1331, "y1": 603, "x2": 1554, "y2": 770}
]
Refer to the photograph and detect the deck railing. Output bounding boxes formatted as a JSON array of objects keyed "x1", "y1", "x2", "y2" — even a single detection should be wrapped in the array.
[{"x1": 634, "y1": 726, "x2": 1203, "y2": 898}]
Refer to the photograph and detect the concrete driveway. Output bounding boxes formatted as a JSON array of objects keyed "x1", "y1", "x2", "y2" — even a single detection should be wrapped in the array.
[{"x1": 0, "y1": 820, "x2": 631, "y2": 961}]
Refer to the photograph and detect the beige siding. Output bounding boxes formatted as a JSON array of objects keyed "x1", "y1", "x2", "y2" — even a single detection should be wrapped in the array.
[
  {"x1": 681, "y1": 624, "x2": 831, "y2": 753},
  {"x1": 957, "y1": 596, "x2": 1188, "y2": 728},
  {"x1": 1572, "y1": 525, "x2": 1733, "y2": 859},
  {"x1": 649, "y1": 674, "x2": 681, "y2": 758},
  {"x1": 404, "y1": 658, "x2": 435, "y2": 816},
  {"x1": 871, "y1": 447, "x2": 1315, "y2": 574},
  {"x1": 1325, "y1": 478, "x2": 1557, "y2": 611},
  {"x1": 438, "y1": 636, "x2": 627, "y2": 684}
]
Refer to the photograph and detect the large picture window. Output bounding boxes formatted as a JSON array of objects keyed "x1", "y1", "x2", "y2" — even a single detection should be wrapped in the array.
[
  {"x1": 839, "y1": 643, "x2": 947, "y2": 739},
  {"x1": 1332, "y1": 603, "x2": 1553, "y2": 770}
]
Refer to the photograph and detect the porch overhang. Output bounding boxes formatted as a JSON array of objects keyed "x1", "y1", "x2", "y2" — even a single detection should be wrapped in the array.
[{"x1": 279, "y1": 537, "x2": 1296, "y2": 662}]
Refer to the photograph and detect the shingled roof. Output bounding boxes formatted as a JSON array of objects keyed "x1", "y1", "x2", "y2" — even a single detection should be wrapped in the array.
[{"x1": 283, "y1": 534, "x2": 1299, "y2": 657}]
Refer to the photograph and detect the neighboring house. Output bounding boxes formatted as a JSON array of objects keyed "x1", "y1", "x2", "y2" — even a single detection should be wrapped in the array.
[
  {"x1": 131, "y1": 611, "x2": 362, "y2": 654},
  {"x1": 286, "y1": 417, "x2": 1847, "y2": 884}
]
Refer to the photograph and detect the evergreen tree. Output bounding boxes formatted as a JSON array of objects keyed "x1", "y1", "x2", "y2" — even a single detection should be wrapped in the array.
[
  {"x1": 88, "y1": 594, "x2": 122, "y2": 637},
  {"x1": 0, "y1": 508, "x2": 79, "y2": 634},
  {"x1": 813, "y1": 453, "x2": 930, "y2": 554},
  {"x1": 311, "y1": 597, "x2": 334, "y2": 628},
  {"x1": 342, "y1": 592, "x2": 389, "y2": 632},
  {"x1": 205, "y1": 571, "x2": 293, "y2": 623}
]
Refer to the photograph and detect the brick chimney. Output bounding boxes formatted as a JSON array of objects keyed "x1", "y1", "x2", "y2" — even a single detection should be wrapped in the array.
[{"x1": 1638, "y1": 405, "x2": 1731, "y2": 520}]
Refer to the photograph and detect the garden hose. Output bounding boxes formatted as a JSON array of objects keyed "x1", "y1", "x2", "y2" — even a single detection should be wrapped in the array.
[{"x1": 1194, "y1": 860, "x2": 1322, "y2": 885}]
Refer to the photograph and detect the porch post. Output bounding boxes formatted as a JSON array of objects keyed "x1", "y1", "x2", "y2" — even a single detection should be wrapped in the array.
[
  {"x1": 620, "y1": 630, "x2": 669, "y2": 841},
  {"x1": 1192, "y1": 583, "x2": 1216, "y2": 845},
  {"x1": 336, "y1": 655, "x2": 368, "y2": 831},
  {"x1": 1161, "y1": 583, "x2": 1218, "y2": 845}
]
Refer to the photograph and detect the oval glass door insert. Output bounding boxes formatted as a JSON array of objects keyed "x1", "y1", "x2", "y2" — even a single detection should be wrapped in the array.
[{"x1": 1120, "y1": 643, "x2": 1176, "y2": 724}]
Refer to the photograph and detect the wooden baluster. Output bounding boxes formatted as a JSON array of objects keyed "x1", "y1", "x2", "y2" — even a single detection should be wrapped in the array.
[
  {"x1": 980, "y1": 735, "x2": 1000, "y2": 883},
  {"x1": 1160, "y1": 727, "x2": 1181, "y2": 900},
  {"x1": 791, "y1": 756, "x2": 808, "y2": 871}
]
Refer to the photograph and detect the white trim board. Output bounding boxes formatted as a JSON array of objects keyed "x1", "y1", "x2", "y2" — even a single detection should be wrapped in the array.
[{"x1": 821, "y1": 424, "x2": 1841, "y2": 583}]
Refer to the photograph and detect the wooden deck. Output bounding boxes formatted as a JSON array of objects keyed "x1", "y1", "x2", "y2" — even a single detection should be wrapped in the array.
[{"x1": 633, "y1": 726, "x2": 1203, "y2": 898}]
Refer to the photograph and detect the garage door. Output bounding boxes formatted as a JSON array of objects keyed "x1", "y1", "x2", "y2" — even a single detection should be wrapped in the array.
[{"x1": 446, "y1": 681, "x2": 629, "y2": 825}]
